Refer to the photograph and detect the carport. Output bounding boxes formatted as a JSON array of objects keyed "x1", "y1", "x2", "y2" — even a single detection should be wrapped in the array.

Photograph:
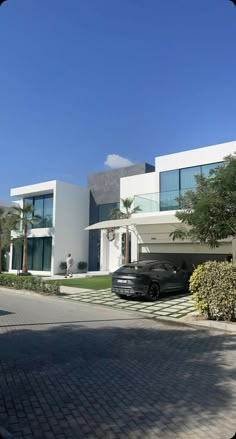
[{"x1": 85, "y1": 215, "x2": 233, "y2": 272}]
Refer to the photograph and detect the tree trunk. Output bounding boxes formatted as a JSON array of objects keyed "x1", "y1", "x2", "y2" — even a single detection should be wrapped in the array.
[
  {"x1": 125, "y1": 225, "x2": 129, "y2": 264},
  {"x1": 22, "y1": 224, "x2": 28, "y2": 274}
]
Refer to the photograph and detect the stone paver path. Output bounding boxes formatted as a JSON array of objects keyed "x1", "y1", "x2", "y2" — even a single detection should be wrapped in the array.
[
  {"x1": 61, "y1": 287, "x2": 196, "y2": 319},
  {"x1": 0, "y1": 289, "x2": 235, "y2": 439}
]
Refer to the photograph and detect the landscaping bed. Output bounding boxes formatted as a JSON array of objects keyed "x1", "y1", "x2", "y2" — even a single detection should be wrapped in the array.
[{"x1": 0, "y1": 274, "x2": 60, "y2": 295}]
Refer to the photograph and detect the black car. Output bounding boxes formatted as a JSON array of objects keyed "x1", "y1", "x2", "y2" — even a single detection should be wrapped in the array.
[{"x1": 112, "y1": 260, "x2": 190, "y2": 301}]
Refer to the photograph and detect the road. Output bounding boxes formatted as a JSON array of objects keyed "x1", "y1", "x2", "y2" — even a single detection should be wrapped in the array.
[{"x1": 0, "y1": 289, "x2": 235, "y2": 439}]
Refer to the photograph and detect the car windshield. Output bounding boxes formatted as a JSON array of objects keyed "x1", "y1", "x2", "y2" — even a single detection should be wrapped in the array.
[{"x1": 116, "y1": 265, "x2": 147, "y2": 273}]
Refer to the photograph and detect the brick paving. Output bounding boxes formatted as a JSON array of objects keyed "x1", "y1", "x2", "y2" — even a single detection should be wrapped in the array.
[
  {"x1": 60, "y1": 287, "x2": 196, "y2": 319},
  {"x1": 0, "y1": 288, "x2": 236, "y2": 439}
]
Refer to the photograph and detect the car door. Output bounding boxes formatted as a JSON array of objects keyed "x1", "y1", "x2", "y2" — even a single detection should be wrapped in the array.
[
  {"x1": 164, "y1": 263, "x2": 186, "y2": 291},
  {"x1": 149, "y1": 262, "x2": 173, "y2": 292}
]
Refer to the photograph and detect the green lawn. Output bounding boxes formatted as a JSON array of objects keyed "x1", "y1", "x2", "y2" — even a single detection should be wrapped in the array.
[{"x1": 51, "y1": 275, "x2": 112, "y2": 290}]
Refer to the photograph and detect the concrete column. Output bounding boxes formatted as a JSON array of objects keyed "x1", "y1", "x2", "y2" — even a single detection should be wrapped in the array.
[{"x1": 232, "y1": 238, "x2": 236, "y2": 264}]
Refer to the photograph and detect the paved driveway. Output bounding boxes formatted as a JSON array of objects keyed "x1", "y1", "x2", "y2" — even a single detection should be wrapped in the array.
[
  {"x1": 0, "y1": 289, "x2": 235, "y2": 439},
  {"x1": 60, "y1": 287, "x2": 196, "y2": 319}
]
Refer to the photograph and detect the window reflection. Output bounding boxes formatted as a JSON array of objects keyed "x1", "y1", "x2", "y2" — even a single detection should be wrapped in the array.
[
  {"x1": 98, "y1": 202, "x2": 120, "y2": 221},
  {"x1": 23, "y1": 193, "x2": 53, "y2": 228},
  {"x1": 159, "y1": 161, "x2": 223, "y2": 211}
]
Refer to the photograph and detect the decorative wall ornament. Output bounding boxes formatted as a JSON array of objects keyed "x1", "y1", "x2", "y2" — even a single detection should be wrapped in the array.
[{"x1": 106, "y1": 227, "x2": 115, "y2": 241}]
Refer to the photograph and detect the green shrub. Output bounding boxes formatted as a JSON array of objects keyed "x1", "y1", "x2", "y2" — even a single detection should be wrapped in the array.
[
  {"x1": 0, "y1": 274, "x2": 60, "y2": 295},
  {"x1": 189, "y1": 261, "x2": 236, "y2": 321},
  {"x1": 78, "y1": 261, "x2": 88, "y2": 271},
  {"x1": 60, "y1": 261, "x2": 67, "y2": 271}
]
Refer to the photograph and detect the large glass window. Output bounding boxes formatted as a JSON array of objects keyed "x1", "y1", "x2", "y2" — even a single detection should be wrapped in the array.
[
  {"x1": 202, "y1": 162, "x2": 223, "y2": 177},
  {"x1": 33, "y1": 196, "x2": 44, "y2": 228},
  {"x1": 160, "y1": 170, "x2": 179, "y2": 192},
  {"x1": 43, "y1": 194, "x2": 53, "y2": 227},
  {"x1": 27, "y1": 238, "x2": 34, "y2": 270},
  {"x1": 12, "y1": 240, "x2": 23, "y2": 271},
  {"x1": 160, "y1": 161, "x2": 223, "y2": 211},
  {"x1": 98, "y1": 202, "x2": 119, "y2": 222},
  {"x1": 160, "y1": 170, "x2": 179, "y2": 211},
  {"x1": 32, "y1": 238, "x2": 44, "y2": 270},
  {"x1": 180, "y1": 166, "x2": 201, "y2": 190},
  {"x1": 43, "y1": 237, "x2": 52, "y2": 271},
  {"x1": 12, "y1": 238, "x2": 52, "y2": 271},
  {"x1": 23, "y1": 194, "x2": 53, "y2": 228}
]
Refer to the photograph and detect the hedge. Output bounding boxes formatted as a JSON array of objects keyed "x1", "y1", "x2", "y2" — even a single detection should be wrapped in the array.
[
  {"x1": 189, "y1": 261, "x2": 236, "y2": 321},
  {"x1": 0, "y1": 274, "x2": 60, "y2": 295}
]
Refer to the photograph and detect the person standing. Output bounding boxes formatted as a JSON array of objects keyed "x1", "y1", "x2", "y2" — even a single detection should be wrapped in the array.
[{"x1": 65, "y1": 253, "x2": 74, "y2": 278}]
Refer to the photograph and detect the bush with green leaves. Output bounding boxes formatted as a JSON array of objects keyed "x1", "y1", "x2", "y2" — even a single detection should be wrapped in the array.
[
  {"x1": 78, "y1": 261, "x2": 88, "y2": 271},
  {"x1": 189, "y1": 261, "x2": 236, "y2": 321},
  {"x1": 0, "y1": 274, "x2": 60, "y2": 295},
  {"x1": 60, "y1": 261, "x2": 67, "y2": 271}
]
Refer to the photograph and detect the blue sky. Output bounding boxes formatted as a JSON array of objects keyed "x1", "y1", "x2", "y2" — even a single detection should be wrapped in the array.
[{"x1": 0, "y1": 0, "x2": 236, "y2": 199}]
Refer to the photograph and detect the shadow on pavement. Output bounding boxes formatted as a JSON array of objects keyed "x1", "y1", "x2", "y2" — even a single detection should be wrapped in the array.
[
  {"x1": 0, "y1": 322, "x2": 235, "y2": 438},
  {"x1": 0, "y1": 310, "x2": 14, "y2": 317}
]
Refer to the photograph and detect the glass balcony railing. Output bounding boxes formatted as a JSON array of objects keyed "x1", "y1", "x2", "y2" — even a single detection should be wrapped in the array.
[
  {"x1": 134, "y1": 192, "x2": 160, "y2": 213},
  {"x1": 134, "y1": 189, "x2": 193, "y2": 213}
]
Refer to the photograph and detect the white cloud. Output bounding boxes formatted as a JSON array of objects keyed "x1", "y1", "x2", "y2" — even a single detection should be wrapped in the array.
[{"x1": 104, "y1": 154, "x2": 134, "y2": 169}]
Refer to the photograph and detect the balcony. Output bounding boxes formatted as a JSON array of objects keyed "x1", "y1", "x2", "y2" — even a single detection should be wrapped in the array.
[{"x1": 134, "y1": 190, "x2": 189, "y2": 213}]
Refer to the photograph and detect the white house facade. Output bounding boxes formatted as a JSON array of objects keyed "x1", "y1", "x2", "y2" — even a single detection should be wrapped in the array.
[
  {"x1": 95, "y1": 141, "x2": 236, "y2": 272},
  {"x1": 9, "y1": 140, "x2": 236, "y2": 275},
  {"x1": 9, "y1": 180, "x2": 89, "y2": 276}
]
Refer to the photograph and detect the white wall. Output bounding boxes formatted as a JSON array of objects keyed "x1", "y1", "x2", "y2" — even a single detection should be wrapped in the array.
[
  {"x1": 139, "y1": 242, "x2": 231, "y2": 254},
  {"x1": 100, "y1": 229, "x2": 122, "y2": 272},
  {"x1": 53, "y1": 181, "x2": 89, "y2": 274},
  {"x1": 120, "y1": 141, "x2": 236, "y2": 213},
  {"x1": 100, "y1": 226, "x2": 140, "y2": 272},
  {"x1": 11, "y1": 181, "x2": 57, "y2": 197},
  {"x1": 120, "y1": 172, "x2": 156, "y2": 199},
  {"x1": 155, "y1": 141, "x2": 236, "y2": 193}
]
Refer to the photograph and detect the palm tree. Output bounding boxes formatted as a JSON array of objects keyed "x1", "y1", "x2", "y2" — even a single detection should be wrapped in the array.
[
  {"x1": 111, "y1": 198, "x2": 141, "y2": 264},
  {"x1": 9, "y1": 204, "x2": 41, "y2": 274}
]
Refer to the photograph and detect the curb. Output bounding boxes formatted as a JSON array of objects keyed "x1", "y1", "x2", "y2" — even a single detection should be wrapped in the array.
[
  {"x1": 148, "y1": 314, "x2": 236, "y2": 332},
  {"x1": 0, "y1": 427, "x2": 15, "y2": 439}
]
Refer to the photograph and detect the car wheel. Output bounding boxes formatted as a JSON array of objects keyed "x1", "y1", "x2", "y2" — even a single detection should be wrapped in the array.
[
  {"x1": 147, "y1": 282, "x2": 160, "y2": 301},
  {"x1": 115, "y1": 293, "x2": 127, "y2": 300},
  {"x1": 184, "y1": 279, "x2": 190, "y2": 293}
]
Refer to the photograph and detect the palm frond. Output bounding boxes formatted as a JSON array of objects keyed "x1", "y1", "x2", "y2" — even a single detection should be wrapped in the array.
[
  {"x1": 131, "y1": 205, "x2": 142, "y2": 214},
  {"x1": 121, "y1": 198, "x2": 134, "y2": 209}
]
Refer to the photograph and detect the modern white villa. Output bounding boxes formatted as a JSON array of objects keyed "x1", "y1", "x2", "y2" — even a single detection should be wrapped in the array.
[
  {"x1": 87, "y1": 141, "x2": 236, "y2": 272},
  {"x1": 9, "y1": 181, "x2": 89, "y2": 276},
  {"x1": 9, "y1": 140, "x2": 236, "y2": 276}
]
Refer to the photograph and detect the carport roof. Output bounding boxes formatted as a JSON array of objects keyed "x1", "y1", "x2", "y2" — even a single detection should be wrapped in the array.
[{"x1": 85, "y1": 214, "x2": 179, "y2": 230}]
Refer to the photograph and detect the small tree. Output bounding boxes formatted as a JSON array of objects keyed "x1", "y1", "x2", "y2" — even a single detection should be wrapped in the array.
[
  {"x1": 170, "y1": 155, "x2": 236, "y2": 258},
  {"x1": 0, "y1": 207, "x2": 14, "y2": 273},
  {"x1": 111, "y1": 198, "x2": 141, "y2": 264},
  {"x1": 9, "y1": 204, "x2": 41, "y2": 274}
]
